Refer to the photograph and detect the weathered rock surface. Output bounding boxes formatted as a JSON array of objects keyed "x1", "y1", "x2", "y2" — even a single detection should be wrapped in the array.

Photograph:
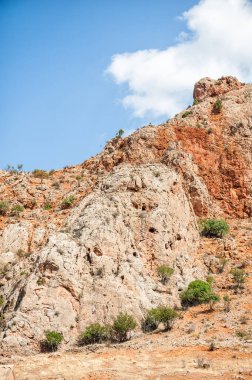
[
  {"x1": 0, "y1": 76, "x2": 252, "y2": 357},
  {"x1": 0, "y1": 164, "x2": 205, "y2": 353}
]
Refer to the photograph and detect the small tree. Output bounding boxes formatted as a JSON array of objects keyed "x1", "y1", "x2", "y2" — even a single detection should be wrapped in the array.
[
  {"x1": 116, "y1": 129, "x2": 124, "y2": 138},
  {"x1": 157, "y1": 265, "x2": 174, "y2": 284},
  {"x1": 41, "y1": 330, "x2": 63, "y2": 352},
  {"x1": 112, "y1": 312, "x2": 136, "y2": 342},
  {"x1": 199, "y1": 219, "x2": 229, "y2": 238},
  {"x1": 78, "y1": 323, "x2": 110, "y2": 345},
  {"x1": 33, "y1": 169, "x2": 49, "y2": 183},
  {"x1": 230, "y1": 268, "x2": 246, "y2": 290}
]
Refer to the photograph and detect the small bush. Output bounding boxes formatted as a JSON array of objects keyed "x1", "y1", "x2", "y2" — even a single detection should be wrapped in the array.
[
  {"x1": 112, "y1": 312, "x2": 137, "y2": 342},
  {"x1": 213, "y1": 99, "x2": 222, "y2": 113},
  {"x1": 230, "y1": 268, "x2": 246, "y2": 289},
  {"x1": 41, "y1": 330, "x2": 63, "y2": 352},
  {"x1": 11, "y1": 204, "x2": 24, "y2": 216},
  {"x1": 43, "y1": 202, "x2": 52, "y2": 210},
  {"x1": 180, "y1": 279, "x2": 219, "y2": 310},
  {"x1": 142, "y1": 312, "x2": 159, "y2": 333},
  {"x1": 143, "y1": 306, "x2": 179, "y2": 332},
  {"x1": 157, "y1": 265, "x2": 174, "y2": 284},
  {"x1": 182, "y1": 110, "x2": 192, "y2": 118},
  {"x1": 0, "y1": 201, "x2": 9, "y2": 216},
  {"x1": 193, "y1": 98, "x2": 199, "y2": 106},
  {"x1": 0, "y1": 295, "x2": 4, "y2": 307},
  {"x1": 199, "y1": 219, "x2": 229, "y2": 238},
  {"x1": 61, "y1": 195, "x2": 75, "y2": 209},
  {"x1": 78, "y1": 323, "x2": 109, "y2": 345}
]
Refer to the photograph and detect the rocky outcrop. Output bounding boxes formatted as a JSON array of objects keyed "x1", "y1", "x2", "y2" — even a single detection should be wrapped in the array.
[
  {"x1": 0, "y1": 76, "x2": 252, "y2": 355},
  {"x1": 0, "y1": 164, "x2": 205, "y2": 354}
]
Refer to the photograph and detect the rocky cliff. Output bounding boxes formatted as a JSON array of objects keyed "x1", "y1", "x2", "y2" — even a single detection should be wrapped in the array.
[{"x1": 0, "y1": 76, "x2": 251, "y2": 357}]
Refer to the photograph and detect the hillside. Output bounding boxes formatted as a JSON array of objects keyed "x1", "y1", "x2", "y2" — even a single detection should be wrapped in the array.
[{"x1": 0, "y1": 76, "x2": 252, "y2": 379}]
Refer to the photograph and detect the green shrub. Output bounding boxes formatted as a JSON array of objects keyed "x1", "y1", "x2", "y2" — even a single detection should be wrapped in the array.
[
  {"x1": 193, "y1": 98, "x2": 199, "y2": 106},
  {"x1": 230, "y1": 268, "x2": 246, "y2": 289},
  {"x1": 199, "y1": 219, "x2": 229, "y2": 238},
  {"x1": 143, "y1": 306, "x2": 179, "y2": 332},
  {"x1": 78, "y1": 323, "x2": 110, "y2": 345},
  {"x1": 180, "y1": 279, "x2": 220, "y2": 310},
  {"x1": 142, "y1": 311, "x2": 159, "y2": 332},
  {"x1": 61, "y1": 195, "x2": 75, "y2": 209},
  {"x1": 0, "y1": 201, "x2": 9, "y2": 215},
  {"x1": 157, "y1": 265, "x2": 174, "y2": 284},
  {"x1": 43, "y1": 202, "x2": 52, "y2": 210},
  {"x1": 41, "y1": 330, "x2": 63, "y2": 352},
  {"x1": 182, "y1": 110, "x2": 192, "y2": 118},
  {"x1": 112, "y1": 312, "x2": 137, "y2": 342},
  {"x1": 116, "y1": 129, "x2": 124, "y2": 138},
  {"x1": 0, "y1": 295, "x2": 4, "y2": 307},
  {"x1": 213, "y1": 99, "x2": 222, "y2": 113}
]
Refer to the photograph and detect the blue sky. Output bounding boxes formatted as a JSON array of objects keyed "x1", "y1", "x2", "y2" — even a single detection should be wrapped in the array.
[
  {"x1": 0, "y1": 0, "x2": 197, "y2": 171},
  {"x1": 1, "y1": 0, "x2": 252, "y2": 171}
]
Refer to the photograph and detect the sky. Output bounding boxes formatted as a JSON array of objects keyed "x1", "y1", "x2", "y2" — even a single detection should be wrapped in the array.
[{"x1": 1, "y1": 0, "x2": 252, "y2": 171}]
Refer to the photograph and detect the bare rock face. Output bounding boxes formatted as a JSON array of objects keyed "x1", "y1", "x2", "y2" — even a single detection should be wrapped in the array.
[
  {"x1": 0, "y1": 164, "x2": 204, "y2": 354},
  {"x1": 193, "y1": 76, "x2": 244, "y2": 101}
]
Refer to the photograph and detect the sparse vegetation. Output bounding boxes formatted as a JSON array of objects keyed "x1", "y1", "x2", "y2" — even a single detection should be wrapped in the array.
[
  {"x1": 199, "y1": 219, "x2": 229, "y2": 238},
  {"x1": 219, "y1": 257, "x2": 228, "y2": 273},
  {"x1": 112, "y1": 312, "x2": 137, "y2": 342},
  {"x1": 0, "y1": 295, "x2": 4, "y2": 307},
  {"x1": 78, "y1": 323, "x2": 110, "y2": 345},
  {"x1": 180, "y1": 279, "x2": 220, "y2": 310},
  {"x1": 236, "y1": 330, "x2": 252, "y2": 340},
  {"x1": 43, "y1": 202, "x2": 52, "y2": 210},
  {"x1": 213, "y1": 98, "x2": 222, "y2": 113},
  {"x1": 41, "y1": 330, "x2": 63, "y2": 352},
  {"x1": 157, "y1": 265, "x2": 174, "y2": 284},
  {"x1": 17, "y1": 248, "x2": 25, "y2": 258},
  {"x1": 0, "y1": 201, "x2": 9, "y2": 215},
  {"x1": 5, "y1": 164, "x2": 23, "y2": 173},
  {"x1": 230, "y1": 268, "x2": 246, "y2": 290},
  {"x1": 61, "y1": 195, "x2": 75, "y2": 209},
  {"x1": 32, "y1": 169, "x2": 49, "y2": 183},
  {"x1": 11, "y1": 204, "x2": 24, "y2": 216},
  {"x1": 223, "y1": 295, "x2": 231, "y2": 312},
  {"x1": 116, "y1": 129, "x2": 125, "y2": 138},
  {"x1": 142, "y1": 306, "x2": 179, "y2": 332},
  {"x1": 182, "y1": 110, "x2": 192, "y2": 118},
  {"x1": 193, "y1": 98, "x2": 199, "y2": 105}
]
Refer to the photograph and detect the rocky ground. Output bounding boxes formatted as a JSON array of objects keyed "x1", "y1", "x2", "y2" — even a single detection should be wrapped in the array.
[{"x1": 0, "y1": 76, "x2": 252, "y2": 378}]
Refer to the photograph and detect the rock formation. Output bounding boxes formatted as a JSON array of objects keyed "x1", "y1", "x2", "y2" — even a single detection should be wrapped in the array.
[{"x1": 0, "y1": 76, "x2": 252, "y2": 356}]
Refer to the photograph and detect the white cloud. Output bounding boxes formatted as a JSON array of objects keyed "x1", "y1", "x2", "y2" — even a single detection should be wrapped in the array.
[{"x1": 107, "y1": 0, "x2": 252, "y2": 118}]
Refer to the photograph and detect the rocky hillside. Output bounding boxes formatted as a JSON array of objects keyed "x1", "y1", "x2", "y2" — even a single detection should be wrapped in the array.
[{"x1": 0, "y1": 76, "x2": 251, "y2": 370}]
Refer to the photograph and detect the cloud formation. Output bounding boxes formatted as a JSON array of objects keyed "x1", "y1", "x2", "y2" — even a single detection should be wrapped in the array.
[{"x1": 107, "y1": 0, "x2": 252, "y2": 118}]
